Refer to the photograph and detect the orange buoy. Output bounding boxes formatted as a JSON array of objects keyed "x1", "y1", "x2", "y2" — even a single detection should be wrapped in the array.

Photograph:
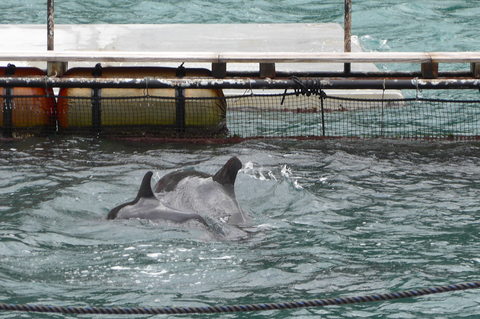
[
  {"x1": 0, "y1": 66, "x2": 55, "y2": 134},
  {"x1": 57, "y1": 67, "x2": 227, "y2": 135}
]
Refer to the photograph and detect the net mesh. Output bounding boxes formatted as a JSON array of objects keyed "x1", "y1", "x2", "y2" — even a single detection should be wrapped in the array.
[{"x1": 2, "y1": 91, "x2": 480, "y2": 139}]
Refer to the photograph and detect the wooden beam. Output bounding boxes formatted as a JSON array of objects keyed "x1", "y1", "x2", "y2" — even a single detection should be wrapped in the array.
[
  {"x1": 471, "y1": 63, "x2": 480, "y2": 78},
  {"x1": 47, "y1": 61, "x2": 68, "y2": 76},
  {"x1": 1, "y1": 51, "x2": 480, "y2": 64},
  {"x1": 211, "y1": 62, "x2": 226, "y2": 78},
  {"x1": 259, "y1": 63, "x2": 276, "y2": 78},
  {"x1": 421, "y1": 62, "x2": 439, "y2": 79}
]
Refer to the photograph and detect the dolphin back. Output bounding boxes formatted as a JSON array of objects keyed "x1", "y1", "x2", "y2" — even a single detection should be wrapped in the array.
[
  {"x1": 212, "y1": 157, "x2": 242, "y2": 186},
  {"x1": 107, "y1": 171, "x2": 155, "y2": 220},
  {"x1": 107, "y1": 157, "x2": 250, "y2": 238},
  {"x1": 154, "y1": 157, "x2": 242, "y2": 193},
  {"x1": 154, "y1": 170, "x2": 210, "y2": 192},
  {"x1": 107, "y1": 171, "x2": 207, "y2": 227}
]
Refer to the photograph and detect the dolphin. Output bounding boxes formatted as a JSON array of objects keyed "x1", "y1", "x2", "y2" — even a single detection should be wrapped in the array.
[
  {"x1": 154, "y1": 156, "x2": 250, "y2": 227},
  {"x1": 107, "y1": 171, "x2": 208, "y2": 226},
  {"x1": 107, "y1": 157, "x2": 250, "y2": 233}
]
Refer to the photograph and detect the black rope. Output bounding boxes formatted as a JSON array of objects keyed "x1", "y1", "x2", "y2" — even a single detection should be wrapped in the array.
[
  {"x1": 0, "y1": 281, "x2": 478, "y2": 315},
  {"x1": 291, "y1": 76, "x2": 325, "y2": 97}
]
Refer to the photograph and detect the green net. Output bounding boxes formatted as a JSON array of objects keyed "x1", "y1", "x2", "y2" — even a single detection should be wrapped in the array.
[
  {"x1": 2, "y1": 91, "x2": 480, "y2": 139},
  {"x1": 225, "y1": 93, "x2": 480, "y2": 139}
]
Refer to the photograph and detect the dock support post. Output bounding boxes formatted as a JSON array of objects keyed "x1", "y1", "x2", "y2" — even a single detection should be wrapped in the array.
[
  {"x1": 212, "y1": 63, "x2": 227, "y2": 78},
  {"x1": 2, "y1": 64, "x2": 15, "y2": 138},
  {"x1": 48, "y1": 62, "x2": 68, "y2": 76},
  {"x1": 344, "y1": 0, "x2": 352, "y2": 74},
  {"x1": 47, "y1": 0, "x2": 67, "y2": 76},
  {"x1": 320, "y1": 92, "x2": 326, "y2": 136},
  {"x1": 2, "y1": 87, "x2": 13, "y2": 138},
  {"x1": 471, "y1": 63, "x2": 480, "y2": 78},
  {"x1": 91, "y1": 88, "x2": 101, "y2": 134},
  {"x1": 47, "y1": 0, "x2": 54, "y2": 52},
  {"x1": 421, "y1": 62, "x2": 439, "y2": 79},
  {"x1": 260, "y1": 63, "x2": 276, "y2": 78},
  {"x1": 175, "y1": 88, "x2": 186, "y2": 133},
  {"x1": 91, "y1": 64, "x2": 102, "y2": 134}
]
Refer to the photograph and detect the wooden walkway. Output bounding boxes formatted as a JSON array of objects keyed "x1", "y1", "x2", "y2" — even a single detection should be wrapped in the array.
[{"x1": 2, "y1": 51, "x2": 479, "y2": 64}]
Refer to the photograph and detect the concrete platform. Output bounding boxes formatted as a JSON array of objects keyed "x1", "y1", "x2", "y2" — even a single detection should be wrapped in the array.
[{"x1": 0, "y1": 23, "x2": 403, "y2": 99}]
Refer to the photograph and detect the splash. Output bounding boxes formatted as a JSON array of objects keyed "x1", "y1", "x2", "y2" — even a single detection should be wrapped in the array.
[{"x1": 242, "y1": 162, "x2": 303, "y2": 189}]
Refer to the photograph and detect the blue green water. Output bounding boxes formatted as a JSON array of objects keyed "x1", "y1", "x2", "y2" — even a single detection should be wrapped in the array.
[
  {"x1": 1, "y1": 137, "x2": 479, "y2": 319},
  {"x1": 2, "y1": 0, "x2": 480, "y2": 53},
  {"x1": 1, "y1": 1, "x2": 480, "y2": 318}
]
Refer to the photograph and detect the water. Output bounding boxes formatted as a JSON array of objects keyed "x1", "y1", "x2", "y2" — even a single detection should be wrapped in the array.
[
  {"x1": 1, "y1": 0, "x2": 480, "y2": 56},
  {"x1": 0, "y1": 137, "x2": 479, "y2": 318},
  {"x1": 1, "y1": 1, "x2": 480, "y2": 318}
]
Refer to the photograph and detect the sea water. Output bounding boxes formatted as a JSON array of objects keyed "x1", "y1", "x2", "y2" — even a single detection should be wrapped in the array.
[
  {"x1": 0, "y1": 1, "x2": 479, "y2": 318},
  {"x1": 1, "y1": 0, "x2": 479, "y2": 55},
  {"x1": 0, "y1": 137, "x2": 478, "y2": 319}
]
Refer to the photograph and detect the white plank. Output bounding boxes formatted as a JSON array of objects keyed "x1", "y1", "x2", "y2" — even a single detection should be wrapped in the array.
[
  {"x1": 1, "y1": 51, "x2": 479, "y2": 64},
  {"x1": 0, "y1": 23, "x2": 378, "y2": 72}
]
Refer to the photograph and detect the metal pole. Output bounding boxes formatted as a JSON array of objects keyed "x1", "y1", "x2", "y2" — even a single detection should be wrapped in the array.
[
  {"x1": 47, "y1": 0, "x2": 67, "y2": 75},
  {"x1": 91, "y1": 88, "x2": 102, "y2": 133},
  {"x1": 47, "y1": 0, "x2": 55, "y2": 75},
  {"x1": 0, "y1": 77, "x2": 479, "y2": 90},
  {"x1": 344, "y1": 0, "x2": 352, "y2": 74},
  {"x1": 2, "y1": 87, "x2": 13, "y2": 138},
  {"x1": 175, "y1": 88, "x2": 186, "y2": 132},
  {"x1": 47, "y1": 0, "x2": 54, "y2": 51}
]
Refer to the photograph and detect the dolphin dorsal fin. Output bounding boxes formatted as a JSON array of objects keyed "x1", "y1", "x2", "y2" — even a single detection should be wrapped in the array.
[
  {"x1": 136, "y1": 171, "x2": 155, "y2": 199},
  {"x1": 212, "y1": 157, "x2": 242, "y2": 186}
]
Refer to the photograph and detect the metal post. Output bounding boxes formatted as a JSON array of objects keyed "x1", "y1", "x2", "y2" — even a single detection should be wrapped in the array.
[
  {"x1": 91, "y1": 88, "x2": 102, "y2": 134},
  {"x1": 2, "y1": 64, "x2": 15, "y2": 138},
  {"x1": 47, "y1": 0, "x2": 55, "y2": 75},
  {"x1": 47, "y1": 0, "x2": 67, "y2": 76},
  {"x1": 47, "y1": 0, "x2": 54, "y2": 51},
  {"x1": 91, "y1": 64, "x2": 102, "y2": 134},
  {"x1": 175, "y1": 88, "x2": 186, "y2": 132},
  {"x1": 2, "y1": 87, "x2": 13, "y2": 138},
  {"x1": 320, "y1": 92, "x2": 325, "y2": 136},
  {"x1": 344, "y1": 0, "x2": 352, "y2": 74}
]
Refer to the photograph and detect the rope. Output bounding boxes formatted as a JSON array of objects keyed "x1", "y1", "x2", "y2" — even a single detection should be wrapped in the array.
[
  {"x1": 0, "y1": 281, "x2": 478, "y2": 315},
  {"x1": 291, "y1": 76, "x2": 323, "y2": 96}
]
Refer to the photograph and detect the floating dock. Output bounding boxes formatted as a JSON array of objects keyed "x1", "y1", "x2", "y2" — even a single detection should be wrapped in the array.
[
  {"x1": 1, "y1": 22, "x2": 480, "y2": 139},
  {"x1": 0, "y1": 23, "x2": 403, "y2": 99}
]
